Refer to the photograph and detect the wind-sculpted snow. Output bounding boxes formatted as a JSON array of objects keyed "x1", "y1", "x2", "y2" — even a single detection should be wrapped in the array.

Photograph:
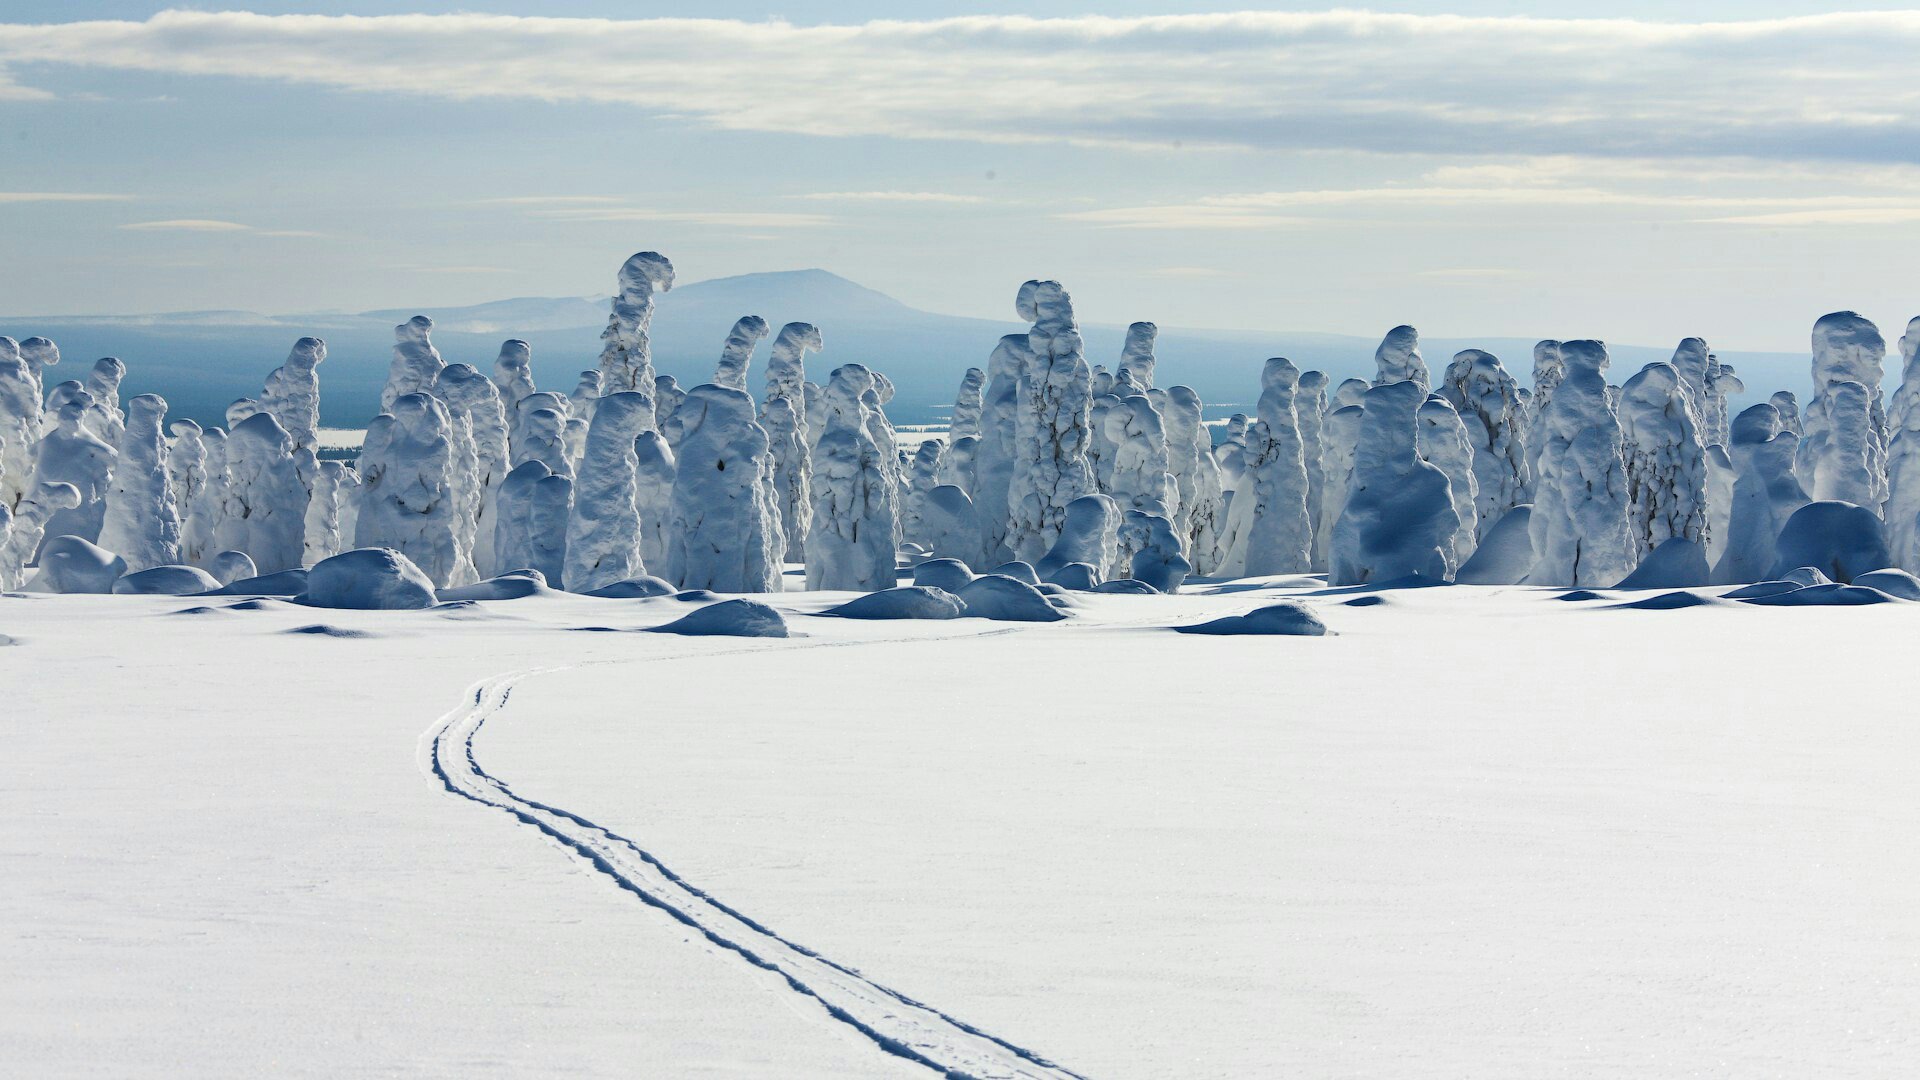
[
  {"x1": 1008, "y1": 281, "x2": 1096, "y2": 564},
  {"x1": 597, "y1": 251, "x2": 675, "y2": 405},
  {"x1": 1770, "y1": 391, "x2": 1803, "y2": 436},
  {"x1": 568, "y1": 369, "x2": 602, "y2": 425},
  {"x1": 564, "y1": 391, "x2": 653, "y2": 594},
  {"x1": 218, "y1": 412, "x2": 309, "y2": 575},
  {"x1": 379, "y1": 317, "x2": 444, "y2": 413},
  {"x1": 1529, "y1": 341, "x2": 1633, "y2": 588},
  {"x1": 303, "y1": 460, "x2": 350, "y2": 566},
  {"x1": 1174, "y1": 600, "x2": 1328, "y2": 636},
  {"x1": 26, "y1": 534, "x2": 125, "y2": 594},
  {"x1": 513, "y1": 403, "x2": 571, "y2": 479},
  {"x1": 900, "y1": 439, "x2": 944, "y2": 548},
  {"x1": 304, "y1": 546, "x2": 438, "y2": 609},
  {"x1": 0, "y1": 337, "x2": 41, "y2": 512},
  {"x1": 655, "y1": 375, "x2": 687, "y2": 439},
  {"x1": 1618, "y1": 362, "x2": 1708, "y2": 558},
  {"x1": 949, "y1": 366, "x2": 985, "y2": 442},
  {"x1": 30, "y1": 390, "x2": 114, "y2": 557},
  {"x1": 1163, "y1": 385, "x2": 1224, "y2": 575},
  {"x1": 1330, "y1": 380, "x2": 1458, "y2": 585},
  {"x1": 1767, "y1": 500, "x2": 1892, "y2": 584},
  {"x1": 713, "y1": 315, "x2": 770, "y2": 391},
  {"x1": 17, "y1": 335, "x2": 58, "y2": 403},
  {"x1": 649, "y1": 597, "x2": 788, "y2": 637},
  {"x1": 1372, "y1": 324, "x2": 1428, "y2": 392},
  {"x1": 491, "y1": 339, "x2": 535, "y2": 410},
  {"x1": 1416, "y1": 395, "x2": 1478, "y2": 562},
  {"x1": 1441, "y1": 349, "x2": 1527, "y2": 540},
  {"x1": 355, "y1": 394, "x2": 465, "y2": 587},
  {"x1": 823, "y1": 585, "x2": 965, "y2": 620},
  {"x1": 664, "y1": 384, "x2": 784, "y2": 594},
  {"x1": 1613, "y1": 536, "x2": 1711, "y2": 589},
  {"x1": 762, "y1": 322, "x2": 821, "y2": 561},
  {"x1": 1799, "y1": 312, "x2": 1887, "y2": 507},
  {"x1": 84, "y1": 357, "x2": 127, "y2": 449},
  {"x1": 112, "y1": 563, "x2": 220, "y2": 595},
  {"x1": 1121, "y1": 509, "x2": 1190, "y2": 593},
  {"x1": 262, "y1": 337, "x2": 325, "y2": 454},
  {"x1": 1036, "y1": 493, "x2": 1120, "y2": 584},
  {"x1": 918, "y1": 484, "x2": 983, "y2": 568},
  {"x1": 207, "y1": 549, "x2": 258, "y2": 587},
  {"x1": 98, "y1": 394, "x2": 180, "y2": 571},
  {"x1": 1522, "y1": 340, "x2": 1565, "y2": 500},
  {"x1": 1453, "y1": 505, "x2": 1534, "y2": 585},
  {"x1": 808, "y1": 365, "x2": 898, "y2": 592},
  {"x1": 957, "y1": 573, "x2": 1067, "y2": 621},
  {"x1": 1240, "y1": 358, "x2": 1312, "y2": 576},
  {"x1": 0, "y1": 481, "x2": 78, "y2": 590},
  {"x1": 1882, "y1": 316, "x2": 1920, "y2": 571}
]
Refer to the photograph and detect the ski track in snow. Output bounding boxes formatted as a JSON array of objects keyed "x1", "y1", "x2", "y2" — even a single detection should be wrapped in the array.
[{"x1": 420, "y1": 630, "x2": 1089, "y2": 1080}]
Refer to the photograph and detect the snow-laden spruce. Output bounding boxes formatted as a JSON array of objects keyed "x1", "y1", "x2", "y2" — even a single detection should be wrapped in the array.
[
  {"x1": 1241, "y1": 358, "x2": 1312, "y2": 576},
  {"x1": 216, "y1": 411, "x2": 307, "y2": 574},
  {"x1": 1798, "y1": 311, "x2": 1887, "y2": 506},
  {"x1": 714, "y1": 316, "x2": 770, "y2": 391},
  {"x1": 1163, "y1": 385, "x2": 1224, "y2": 575},
  {"x1": 1529, "y1": 340, "x2": 1634, "y2": 587},
  {"x1": 491, "y1": 339, "x2": 535, "y2": 409},
  {"x1": 1668, "y1": 337, "x2": 1712, "y2": 425},
  {"x1": 973, "y1": 331, "x2": 1029, "y2": 564},
  {"x1": 303, "y1": 459, "x2": 349, "y2": 565},
  {"x1": 435, "y1": 363, "x2": 511, "y2": 578},
  {"x1": 937, "y1": 434, "x2": 977, "y2": 497},
  {"x1": 1316, "y1": 402, "x2": 1365, "y2": 573},
  {"x1": 1882, "y1": 316, "x2": 1920, "y2": 570},
  {"x1": 97, "y1": 394, "x2": 179, "y2": 571},
  {"x1": 1330, "y1": 380, "x2": 1459, "y2": 585},
  {"x1": 633, "y1": 430, "x2": 676, "y2": 573},
  {"x1": 1007, "y1": 281, "x2": 1096, "y2": 563},
  {"x1": 1440, "y1": 349, "x2": 1527, "y2": 541},
  {"x1": 354, "y1": 394, "x2": 464, "y2": 587},
  {"x1": 807, "y1": 364, "x2": 899, "y2": 592},
  {"x1": 261, "y1": 337, "x2": 325, "y2": 454},
  {"x1": 1714, "y1": 403, "x2": 1810, "y2": 584},
  {"x1": 1771, "y1": 391, "x2": 1804, "y2": 436},
  {"x1": 949, "y1": 367, "x2": 985, "y2": 441},
  {"x1": 166, "y1": 419, "x2": 205, "y2": 528},
  {"x1": 1522, "y1": 340, "x2": 1565, "y2": 500},
  {"x1": 1121, "y1": 509, "x2": 1190, "y2": 593},
  {"x1": 528, "y1": 473, "x2": 572, "y2": 588},
  {"x1": 655, "y1": 375, "x2": 687, "y2": 437},
  {"x1": 761, "y1": 322, "x2": 821, "y2": 561},
  {"x1": 1, "y1": 481, "x2": 79, "y2": 590},
  {"x1": 1119, "y1": 322, "x2": 1157, "y2": 391},
  {"x1": 1416, "y1": 395, "x2": 1479, "y2": 561},
  {"x1": 597, "y1": 251, "x2": 675, "y2": 405},
  {"x1": 1036, "y1": 493, "x2": 1121, "y2": 584},
  {"x1": 18, "y1": 336, "x2": 58, "y2": 404},
  {"x1": 901, "y1": 439, "x2": 945, "y2": 547},
  {"x1": 1705, "y1": 353, "x2": 1742, "y2": 449},
  {"x1": 0, "y1": 338, "x2": 39, "y2": 511},
  {"x1": 29, "y1": 389, "x2": 115, "y2": 556},
  {"x1": 563, "y1": 390, "x2": 654, "y2": 594},
  {"x1": 180, "y1": 427, "x2": 226, "y2": 567},
  {"x1": 568, "y1": 370, "x2": 601, "y2": 425},
  {"x1": 1373, "y1": 325, "x2": 1429, "y2": 392},
  {"x1": 379, "y1": 317, "x2": 444, "y2": 413},
  {"x1": 1104, "y1": 393, "x2": 1179, "y2": 524},
  {"x1": 663, "y1": 384, "x2": 784, "y2": 593},
  {"x1": 490, "y1": 461, "x2": 547, "y2": 578},
  {"x1": 1617, "y1": 362, "x2": 1708, "y2": 558},
  {"x1": 1297, "y1": 370, "x2": 1328, "y2": 565},
  {"x1": 84, "y1": 358, "x2": 127, "y2": 449}
]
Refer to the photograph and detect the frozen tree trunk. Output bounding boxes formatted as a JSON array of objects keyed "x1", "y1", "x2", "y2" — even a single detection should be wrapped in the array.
[
  {"x1": 491, "y1": 460, "x2": 549, "y2": 576},
  {"x1": 1416, "y1": 395, "x2": 1479, "y2": 562},
  {"x1": 1118, "y1": 322, "x2": 1158, "y2": 391},
  {"x1": 1528, "y1": 341, "x2": 1634, "y2": 587},
  {"x1": 0, "y1": 338, "x2": 43, "y2": 512},
  {"x1": 1330, "y1": 380, "x2": 1458, "y2": 584},
  {"x1": 1522, "y1": 340, "x2": 1566, "y2": 500},
  {"x1": 564, "y1": 390, "x2": 654, "y2": 593},
  {"x1": 597, "y1": 252, "x2": 675, "y2": 407},
  {"x1": 181, "y1": 427, "x2": 227, "y2": 567},
  {"x1": 1440, "y1": 349, "x2": 1528, "y2": 541},
  {"x1": 1715, "y1": 404, "x2": 1809, "y2": 584},
  {"x1": 1373, "y1": 325, "x2": 1428, "y2": 392},
  {"x1": 354, "y1": 394, "x2": 464, "y2": 587},
  {"x1": 761, "y1": 322, "x2": 821, "y2": 562},
  {"x1": 98, "y1": 394, "x2": 180, "y2": 570},
  {"x1": 435, "y1": 363, "x2": 512, "y2": 578},
  {"x1": 949, "y1": 367, "x2": 986, "y2": 441},
  {"x1": 30, "y1": 390, "x2": 115, "y2": 557},
  {"x1": 1297, "y1": 371, "x2": 1328, "y2": 565},
  {"x1": 569, "y1": 370, "x2": 602, "y2": 425},
  {"x1": 1007, "y1": 281, "x2": 1096, "y2": 563},
  {"x1": 262, "y1": 337, "x2": 325, "y2": 455},
  {"x1": 217, "y1": 412, "x2": 307, "y2": 574},
  {"x1": 663, "y1": 384, "x2": 783, "y2": 593},
  {"x1": 713, "y1": 315, "x2": 771, "y2": 391},
  {"x1": 492, "y1": 339, "x2": 536, "y2": 410},
  {"x1": 379, "y1": 317, "x2": 444, "y2": 413},
  {"x1": 1798, "y1": 311, "x2": 1888, "y2": 506},
  {"x1": 807, "y1": 364, "x2": 898, "y2": 592},
  {"x1": 2, "y1": 481, "x2": 80, "y2": 590},
  {"x1": 303, "y1": 459, "x2": 349, "y2": 566},
  {"x1": 1242, "y1": 358, "x2": 1312, "y2": 576},
  {"x1": 901, "y1": 439, "x2": 945, "y2": 547},
  {"x1": 1617, "y1": 362, "x2": 1708, "y2": 558},
  {"x1": 1163, "y1": 385, "x2": 1224, "y2": 574},
  {"x1": 166, "y1": 419, "x2": 205, "y2": 529}
]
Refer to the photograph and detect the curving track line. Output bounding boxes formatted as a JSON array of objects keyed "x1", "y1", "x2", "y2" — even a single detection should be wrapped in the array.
[{"x1": 420, "y1": 632, "x2": 1087, "y2": 1080}]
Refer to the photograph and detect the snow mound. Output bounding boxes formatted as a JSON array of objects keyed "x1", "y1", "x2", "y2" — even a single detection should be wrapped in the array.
[
  {"x1": 957, "y1": 575, "x2": 1068, "y2": 621},
  {"x1": 910, "y1": 558, "x2": 974, "y2": 592},
  {"x1": 437, "y1": 569, "x2": 553, "y2": 602},
  {"x1": 1780, "y1": 566, "x2": 1834, "y2": 588},
  {"x1": 226, "y1": 598, "x2": 295, "y2": 612},
  {"x1": 1723, "y1": 580, "x2": 1804, "y2": 599},
  {"x1": 1344, "y1": 595, "x2": 1387, "y2": 607},
  {"x1": 1852, "y1": 568, "x2": 1920, "y2": 599},
  {"x1": 207, "y1": 569, "x2": 310, "y2": 596},
  {"x1": 303, "y1": 548, "x2": 438, "y2": 610},
  {"x1": 673, "y1": 589, "x2": 720, "y2": 602},
  {"x1": 1740, "y1": 583, "x2": 1899, "y2": 607},
  {"x1": 1610, "y1": 590, "x2": 1729, "y2": 610},
  {"x1": 284, "y1": 624, "x2": 378, "y2": 638},
  {"x1": 1553, "y1": 589, "x2": 1611, "y2": 602},
  {"x1": 207, "y1": 551, "x2": 258, "y2": 586},
  {"x1": 1174, "y1": 601, "x2": 1329, "y2": 636},
  {"x1": 1768, "y1": 501, "x2": 1893, "y2": 584},
  {"x1": 1046, "y1": 562, "x2": 1100, "y2": 591},
  {"x1": 1092, "y1": 578, "x2": 1159, "y2": 595},
  {"x1": 583, "y1": 576, "x2": 677, "y2": 599},
  {"x1": 822, "y1": 586, "x2": 965, "y2": 620},
  {"x1": 646, "y1": 598, "x2": 789, "y2": 637},
  {"x1": 1453, "y1": 505, "x2": 1533, "y2": 585},
  {"x1": 1614, "y1": 537, "x2": 1711, "y2": 590},
  {"x1": 987, "y1": 561, "x2": 1040, "y2": 586},
  {"x1": 112, "y1": 564, "x2": 220, "y2": 595},
  {"x1": 27, "y1": 536, "x2": 126, "y2": 594}
]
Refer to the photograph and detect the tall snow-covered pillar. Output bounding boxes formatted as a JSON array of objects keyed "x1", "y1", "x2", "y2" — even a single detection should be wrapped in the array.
[
  {"x1": 1798, "y1": 311, "x2": 1887, "y2": 507},
  {"x1": 1618, "y1": 362, "x2": 1708, "y2": 558},
  {"x1": 492, "y1": 339, "x2": 536, "y2": 411},
  {"x1": 1241, "y1": 358, "x2": 1312, "y2": 576},
  {"x1": 98, "y1": 394, "x2": 181, "y2": 571},
  {"x1": 762, "y1": 322, "x2": 821, "y2": 562},
  {"x1": 1522, "y1": 340, "x2": 1565, "y2": 500},
  {"x1": 807, "y1": 364, "x2": 898, "y2": 592},
  {"x1": 597, "y1": 252, "x2": 675, "y2": 407},
  {"x1": 1528, "y1": 340, "x2": 1633, "y2": 587},
  {"x1": 1164, "y1": 385, "x2": 1224, "y2": 574},
  {"x1": 1714, "y1": 404, "x2": 1809, "y2": 584},
  {"x1": 1440, "y1": 349, "x2": 1527, "y2": 541},
  {"x1": 949, "y1": 367, "x2": 986, "y2": 441},
  {"x1": 1883, "y1": 317, "x2": 1920, "y2": 569},
  {"x1": 1118, "y1": 322, "x2": 1158, "y2": 391},
  {"x1": 1329, "y1": 380, "x2": 1458, "y2": 584},
  {"x1": 1372, "y1": 325, "x2": 1429, "y2": 392},
  {"x1": 1416, "y1": 395, "x2": 1479, "y2": 563},
  {"x1": 664, "y1": 384, "x2": 783, "y2": 593},
  {"x1": 564, "y1": 390, "x2": 654, "y2": 593},
  {"x1": 714, "y1": 316, "x2": 770, "y2": 391},
  {"x1": 217, "y1": 411, "x2": 307, "y2": 574},
  {"x1": 1006, "y1": 281, "x2": 1096, "y2": 563},
  {"x1": 262, "y1": 337, "x2": 325, "y2": 455},
  {"x1": 29, "y1": 389, "x2": 115, "y2": 556},
  {"x1": 0, "y1": 338, "x2": 38, "y2": 512},
  {"x1": 380, "y1": 317, "x2": 444, "y2": 414},
  {"x1": 354, "y1": 394, "x2": 464, "y2": 586}
]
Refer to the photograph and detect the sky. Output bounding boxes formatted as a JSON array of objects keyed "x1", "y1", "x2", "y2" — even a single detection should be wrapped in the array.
[{"x1": 5, "y1": 3, "x2": 1920, "y2": 351}]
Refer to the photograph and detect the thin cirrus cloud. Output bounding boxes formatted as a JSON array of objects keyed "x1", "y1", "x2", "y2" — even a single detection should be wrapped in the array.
[
  {"x1": 529, "y1": 207, "x2": 833, "y2": 228},
  {"x1": 5, "y1": 11, "x2": 1920, "y2": 161},
  {"x1": 1, "y1": 191, "x2": 130, "y2": 203},
  {"x1": 118, "y1": 218, "x2": 325, "y2": 236},
  {"x1": 791, "y1": 191, "x2": 990, "y2": 204}
]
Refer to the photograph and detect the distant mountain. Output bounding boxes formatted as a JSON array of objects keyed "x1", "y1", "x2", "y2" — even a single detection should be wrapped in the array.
[{"x1": 2, "y1": 268, "x2": 1814, "y2": 431}]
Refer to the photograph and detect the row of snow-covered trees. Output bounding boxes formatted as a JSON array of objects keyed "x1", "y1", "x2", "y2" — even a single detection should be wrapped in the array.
[{"x1": 2, "y1": 246, "x2": 1915, "y2": 595}]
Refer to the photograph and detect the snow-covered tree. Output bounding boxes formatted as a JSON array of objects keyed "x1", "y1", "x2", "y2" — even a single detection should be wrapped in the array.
[
  {"x1": 901, "y1": 439, "x2": 945, "y2": 547},
  {"x1": 1704, "y1": 354, "x2": 1742, "y2": 449},
  {"x1": 0, "y1": 338, "x2": 38, "y2": 512},
  {"x1": 29, "y1": 389, "x2": 115, "y2": 556},
  {"x1": 1162, "y1": 386, "x2": 1224, "y2": 574},
  {"x1": 2, "y1": 481, "x2": 80, "y2": 590},
  {"x1": 1714, "y1": 403, "x2": 1810, "y2": 584},
  {"x1": 1373, "y1": 324, "x2": 1428, "y2": 392},
  {"x1": 491, "y1": 460, "x2": 548, "y2": 577},
  {"x1": 655, "y1": 375, "x2": 686, "y2": 436},
  {"x1": 973, "y1": 331, "x2": 1028, "y2": 563},
  {"x1": 1885, "y1": 317, "x2": 1920, "y2": 569},
  {"x1": 597, "y1": 251, "x2": 675, "y2": 403},
  {"x1": 436, "y1": 363, "x2": 511, "y2": 578},
  {"x1": 713, "y1": 315, "x2": 770, "y2": 391},
  {"x1": 1007, "y1": 281, "x2": 1096, "y2": 563},
  {"x1": 1617, "y1": 362, "x2": 1708, "y2": 557},
  {"x1": 81, "y1": 357, "x2": 126, "y2": 450},
  {"x1": 97, "y1": 394, "x2": 180, "y2": 570},
  {"x1": 563, "y1": 390, "x2": 654, "y2": 593},
  {"x1": 513, "y1": 400, "x2": 572, "y2": 478},
  {"x1": 919, "y1": 485, "x2": 984, "y2": 568},
  {"x1": 355, "y1": 394, "x2": 464, "y2": 586},
  {"x1": 568, "y1": 369, "x2": 602, "y2": 425},
  {"x1": 18, "y1": 336, "x2": 59, "y2": 404},
  {"x1": 492, "y1": 339, "x2": 536, "y2": 409},
  {"x1": 303, "y1": 459, "x2": 350, "y2": 566},
  {"x1": 1121, "y1": 509, "x2": 1190, "y2": 592},
  {"x1": 262, "y1": 337, "x2": 325, "y2": 455},
  {"x1": 1297, "y1": 370, "x2": 1328, "y2": 561},
  {"x1": 1667, "y1": 337, "x2": 1711, "y2": 423},
  {"x1": 1416, "y1": 395, "x2": 1479, "y2": 562},
  {"x1": 1330, "y1": 380, "x2": 1458, "y2": 584},
  {"x1": 663, "y1": 384, "x2": 783, "y2": 593},
  {"x1": 950, "y1": 367, "x2": 985, "y2": 441},
  {"x1": 1798, "y1": 311, "x2": 1888, "y2": 506},
  {"x1": 1770, "y1": 391, "x2": 1803, "y2": 436},
  {"x1": 166, "y1": 419, "x2": 205, "y2": 527},
  {"x1": 180, "y1": 427, "x2": 226, "y2": 567},
  {"x1": 216, "y1": 412, "x2": 307, "y2": 574},
  {"x1": 1104, "y1": 393, "x2": 1179, "y2": 526},
  {"x1": 633, "y1": 430, "x2": 676, "y2": 573},
  {"x1": 1522, "y1": 339, "x2": 1565, "y2": 499},
  {"x1": 1440, "y1": 348, "x2": 1527, "y2": 541},
  {"x1": 1241, "y1": 358, "x2": 1312, "y2": 576},
  {"x1": 761, "y1": 322, "x2": 821, "y2": 562},
  {"x1": 1036, "y1": 493, "x2": 1121, "y2": 583},
  {"x1": 808, "y1": 364, "x2": 898, "y2": 591},
  {"x1": 379, "y1": 317, "x2": 444, "y2": 413},
  {"x1": 1529, "y1": 340, "x2": 1634, "y2": 587},
  {"x1": 528, "y1": 473, "x2": 573, "y2": 588},
  {"x1": 1118, "y1": 321, "x2": 1157, "y2": 391},
  {"x1": 937, "y1": 434, "x2": 978, "y2": 497}
]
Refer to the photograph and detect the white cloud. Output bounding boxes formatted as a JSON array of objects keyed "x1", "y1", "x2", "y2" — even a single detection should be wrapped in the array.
[
  {"x1": 4, "y1": 11, "x2": 1920, "y2": 160},
  {"x1": 532, "y1": 207, "x2": 832, "y2": 228},
  {"x1": 118, "y1": 218, "x2": 252, "y2": 232},
  {"x1": 0, "y1": 192, "x2": 130, "y2": 203},
  {"x1": 792, "y1": 191, "x2": 989, "y2": 204},
  {"x1": 1699, "y1": 207, "x2": 1920, "y2": 226},
  {"x1": 472, "y1": 195, "x2": 621, "y2": 206}
]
